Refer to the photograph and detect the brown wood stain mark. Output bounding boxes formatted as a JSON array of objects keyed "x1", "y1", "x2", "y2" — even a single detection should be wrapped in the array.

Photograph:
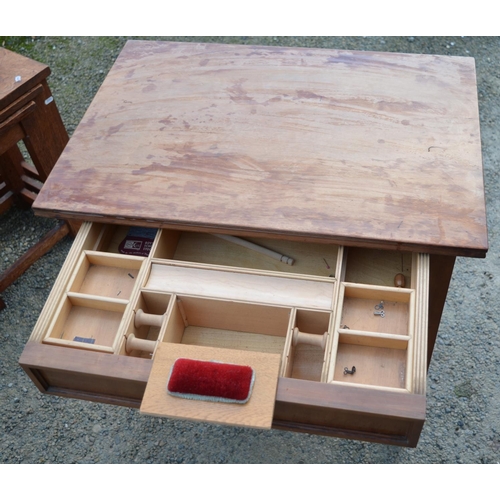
[
  {"x1": 32, "y1": 41, "x2": 486, "y2": 256},
  {"x1": 226, "y1": 79, "x2": 257, "y2": 105},
  {"x1": 107, "y1": 123, "x2": 124, "y2": 136},
  {"x1": 142, "y1": 83, "x2": 156, "y2": 93}
]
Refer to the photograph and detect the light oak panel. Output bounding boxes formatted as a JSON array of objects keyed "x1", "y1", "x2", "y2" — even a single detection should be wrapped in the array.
[
  {"x1": 141, "y1": 343, "x2": 281, "y2": 429},
  {"x1": 146, "y1": 263, "x2": 334, "y2": 309}
]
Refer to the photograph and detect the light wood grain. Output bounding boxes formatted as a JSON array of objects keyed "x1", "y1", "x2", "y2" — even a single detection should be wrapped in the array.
[
  {"x1": 33, "y1": 41, "x2": 487, "y2": 257},
  {"x1": 146, "y1": 263, "x2": 334, "y2": 309},
  {"x1": 333, "y1": 343, "x2": 407, "y2": 389},
  {"x1": 140, "y1": 343, "x2": 281, "y2": 429},
  {"x1": 181, "y1": 326, "x2": 286, "y2": 354}
]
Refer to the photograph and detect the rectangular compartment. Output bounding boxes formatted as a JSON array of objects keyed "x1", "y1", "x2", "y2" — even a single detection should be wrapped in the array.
[
  {"x1": 68, "y1": 251, "x2": 145, "y2": 300},
  {"x1": 84, "y1": 223, "x2": 158, "y2": 255},
  {"x1": 161, "y1": 296, "x2": 292, "y2": 357},
  {"x1": 152, "y1": 229, "x2": 339, "y2": 278},
  {"x1": 328, "y1": 282, "x2": 415, "y2": 391},
  {"x1": 333, "y1": 332, "x2": 410, "y2": 390},
  {"x1": 42, "y1": 294, "x2": 127, "y2": 353},
  {"x1": 338, "y1": 283, "x2": 414, "y2": 336},
  {"x1": 284, "y1": 309, "x2": 331, "y2": 382},
  {"x1": 145, "y1": 263, "x2": 335, "y2": 310},
  {"x1": 344, "y1": 247, "x2": 413, "y2": 288}
]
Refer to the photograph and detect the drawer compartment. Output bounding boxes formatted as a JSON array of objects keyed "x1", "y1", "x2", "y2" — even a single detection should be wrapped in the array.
[
  {"x1": 20, "y1": 222, "x2": 429, "y2": 447},
  {"x1": 43, "y1": 294, "x2": 126, "y2": 352},
  {"x1": 69, "y1": 251, "x2": 144, "y2": 299},
  {"x1": 153, "y1": 229, "x2": 339, "y2": 278}
]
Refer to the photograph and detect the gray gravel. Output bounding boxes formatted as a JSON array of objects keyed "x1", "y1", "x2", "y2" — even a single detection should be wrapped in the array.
[{"x1": 1, "y1": 36, "x2": 499, "y2": 464}]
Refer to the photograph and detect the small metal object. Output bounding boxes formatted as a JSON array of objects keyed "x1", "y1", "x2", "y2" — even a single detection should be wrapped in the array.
[
  {"x1": 340, "y1": 324, "x2": 350, "y2": 330},
  {"x1": 128, "y1": 273, "x2": 135, "y2": 279},
  {"x1": 374, "y1": 310, "x2": 385, "y2": 318},
  {"x1": 374, "y1": 301, "x2": 384, "y2": 310},
  {"x1": 344, "y1": 366, "x2": 356, "y2": 375}
]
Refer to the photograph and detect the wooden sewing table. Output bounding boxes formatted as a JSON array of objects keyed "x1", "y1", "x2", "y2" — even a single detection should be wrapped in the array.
[{"x1": 19, "y1": 41, "x2": 487, "y2": 447}]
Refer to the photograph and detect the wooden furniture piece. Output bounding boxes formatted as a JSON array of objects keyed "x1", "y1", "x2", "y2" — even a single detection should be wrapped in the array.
[
  {"x1": 19, "y1": 41, "x2": 488, "y2": 447},
  {"x1": 0, "y1": 47, "x2": 76, "y2": 309}
]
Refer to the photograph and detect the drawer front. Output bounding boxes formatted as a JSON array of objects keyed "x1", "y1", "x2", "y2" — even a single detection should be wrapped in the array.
[{"x1": 20, "y1": 222, "x2": 429, "y2": 446}]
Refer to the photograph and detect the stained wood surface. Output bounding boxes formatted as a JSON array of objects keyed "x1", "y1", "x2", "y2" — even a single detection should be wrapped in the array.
[
  {"x1": 0, "y1": 48, "x2": 49, "y2": 108},
  {"x1": 33, "y1": 41, "x2": 487, "y2": 257},
  {"x1": 141, "y1": 343, "x2": 281, "y2": 429}
]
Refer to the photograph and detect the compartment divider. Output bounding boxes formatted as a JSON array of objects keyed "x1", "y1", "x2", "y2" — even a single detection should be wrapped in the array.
[{"x1": 411, "y1": 253, "x2": 429, "y2": 395}]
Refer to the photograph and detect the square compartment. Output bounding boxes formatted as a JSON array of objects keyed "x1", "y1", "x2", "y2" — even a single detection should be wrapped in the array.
[
  {"x1": 43, "y1": 294, "x2": 127, "y2": 352},
  {"x1": 68, "y1": 251, "x2": 144, "y2": 300}
]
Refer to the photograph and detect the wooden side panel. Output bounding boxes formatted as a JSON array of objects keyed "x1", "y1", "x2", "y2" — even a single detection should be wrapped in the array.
[
  {"x1": 273, "y1": 377, "x2": 426, "y2": 447},
  {"x1": 427, "y1": 254, "x2": 456, "y2": 366},
  {"x1": 19, "y1": 342, "x2": 151, "y2": 406}
]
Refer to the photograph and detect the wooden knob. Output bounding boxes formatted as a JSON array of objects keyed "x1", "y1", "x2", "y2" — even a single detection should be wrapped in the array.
[
  {"x1": 394, "y1": 273, "x2": 406, "y2": 288},
  {"x1": 292, "y1": 327, "x2": 327, "y2": 350},
  {"x1": 125, "y1": 333, "x2": 156, "y2": 354},
  {"x1": 134, "y1": 309, "x2": 165, "y2": 328}
]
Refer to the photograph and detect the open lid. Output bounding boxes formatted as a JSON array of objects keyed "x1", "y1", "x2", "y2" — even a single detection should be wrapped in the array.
[
  {"x1": 140, "y1": 343, "x2": 281, "y2": 429},
  {"x1": 33, "y1": 41, "x2": 488, "y2": 257}
]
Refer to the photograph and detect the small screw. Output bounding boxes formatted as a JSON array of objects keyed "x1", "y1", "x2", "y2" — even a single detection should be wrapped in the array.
[
  {"x1": 374, "y1": 310, "x2": 385, "y2": 318},
  {"x1": 344, "y1": 366, "x2": 356, "y2": 375}
]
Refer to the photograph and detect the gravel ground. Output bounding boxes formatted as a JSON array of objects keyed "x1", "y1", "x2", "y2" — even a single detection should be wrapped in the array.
[{"x1": 1, "y1": 36, "x2": 499, "y2": 464}]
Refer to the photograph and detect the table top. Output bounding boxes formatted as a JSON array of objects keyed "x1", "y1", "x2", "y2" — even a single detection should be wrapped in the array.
[
  {"x1": 0, "y1": 47, "x2": 50, "y2": 109},
  {"x1": 33, "y1": 40, "x2": 488, "y2": 257}
]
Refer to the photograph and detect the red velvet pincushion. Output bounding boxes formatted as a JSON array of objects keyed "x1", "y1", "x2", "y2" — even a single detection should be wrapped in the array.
[{"x1": 167, "y1": 358, "x2": 255, "y2": 404}]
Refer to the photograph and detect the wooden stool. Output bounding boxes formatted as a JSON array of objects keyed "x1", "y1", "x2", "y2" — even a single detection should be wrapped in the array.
[{"x1": 0, "y1": 47, "x2": 78, "y2": 309}]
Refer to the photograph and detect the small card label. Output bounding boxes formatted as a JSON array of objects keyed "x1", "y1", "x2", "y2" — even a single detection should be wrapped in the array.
[{"x1": 73, "y1": 336, "x2": 96, "y2": 344}]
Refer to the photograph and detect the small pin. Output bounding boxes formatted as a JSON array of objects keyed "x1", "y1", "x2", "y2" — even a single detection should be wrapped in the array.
[
  {"x1": 323, "y1": 258, "x2": 330, "y2": 269},
  {"x1": 128, "y1": 273, "x2": 134, "y2": 279}
]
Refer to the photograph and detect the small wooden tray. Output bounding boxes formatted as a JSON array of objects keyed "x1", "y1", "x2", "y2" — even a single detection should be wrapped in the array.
[{"x1": 140, "y1": 343, "x2": 281, "y2": 429}]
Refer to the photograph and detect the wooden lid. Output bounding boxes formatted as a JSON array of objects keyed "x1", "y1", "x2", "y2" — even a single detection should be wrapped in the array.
[
  {"x1": 34, "y1": 41, "x2": 488, "y2": 257},
  {"x1": 141, "y1": 343, "x2": 281, "y2": 429}
]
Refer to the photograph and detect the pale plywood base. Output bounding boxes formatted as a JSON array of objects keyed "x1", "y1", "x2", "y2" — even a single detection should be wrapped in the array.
[
  {"x1": 333, "y1": 343, "x2": 407, "y2": 389},
  {"x1": 288, "y1": 344, "x2": 325, "y2": 382},
  {"x1": 161, "y1": 231, "x2": 339, "y2": 278},
  {"x1": 181, "y1": 326, "x2": 286, "y2": 355},
  {"x1": 141, "y1": 343, "x2": 281, "y2": 429}
]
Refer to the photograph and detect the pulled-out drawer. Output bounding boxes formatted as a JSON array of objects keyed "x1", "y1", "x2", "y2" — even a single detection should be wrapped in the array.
[{"x1": 20, "y1": 221, "x2": 429, "y2": 447}]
